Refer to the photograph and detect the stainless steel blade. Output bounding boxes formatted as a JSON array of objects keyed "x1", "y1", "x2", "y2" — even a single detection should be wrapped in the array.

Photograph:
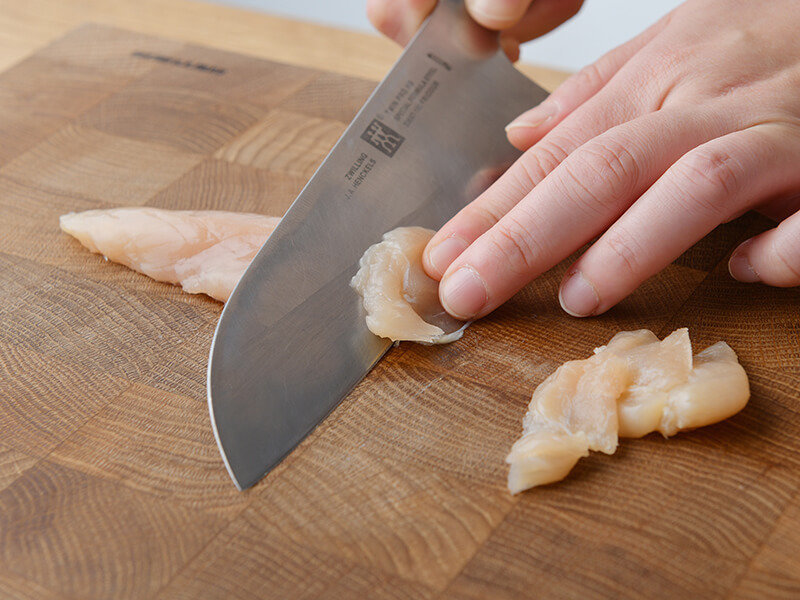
[{"x1": 208, "y1": 0, "x2": 548, "y2": 490}]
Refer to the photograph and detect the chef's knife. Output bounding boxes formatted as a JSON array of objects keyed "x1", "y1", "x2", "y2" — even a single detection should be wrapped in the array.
[{"x1": 208, "y1": 0, "x2": 548, "y2": 490}]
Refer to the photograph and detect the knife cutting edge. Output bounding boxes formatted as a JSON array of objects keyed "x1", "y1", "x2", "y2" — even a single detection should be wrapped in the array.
[{"x1": 207, "y1": 0, "x2": 549, "y2": 490}]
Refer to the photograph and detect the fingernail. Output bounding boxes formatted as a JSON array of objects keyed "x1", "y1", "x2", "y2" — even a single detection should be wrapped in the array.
[
  {"x1": 428, "y1": 236, "x2": 469, "y2": 277},
  {"x1": 559, "y1": 271, "x2": 600, "y2": 317},
  {"x1": 728, "y1": 245, "x2": 760, "y2": 283},
  {"x1": 440, "y1": 266, "x2": 488, "y2": 319},
  {"x1": 505, "y1": 101, "x2": 558, "y2": 132}
]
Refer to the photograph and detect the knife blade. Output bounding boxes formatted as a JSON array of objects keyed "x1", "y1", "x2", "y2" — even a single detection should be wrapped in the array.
[{"x1": 208, "y1": 0, "x2": 548, "y2": 490}]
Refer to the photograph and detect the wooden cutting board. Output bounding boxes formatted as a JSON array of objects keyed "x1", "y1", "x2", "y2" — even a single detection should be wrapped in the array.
[{"x1": 1, "y1": 24, "x2": 799, "y2": 600}]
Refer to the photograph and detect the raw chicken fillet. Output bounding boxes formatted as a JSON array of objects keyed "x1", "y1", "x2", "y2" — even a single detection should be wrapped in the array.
[
  {"x1": 351, "y1": 227, "x2": 468, "y2": 344},
  {"x1": 60, "y1": 208, "x2": 280, "y2": 302},
  {"x1": 507, "y1": 328, "x2": 750, "y2": 494}
]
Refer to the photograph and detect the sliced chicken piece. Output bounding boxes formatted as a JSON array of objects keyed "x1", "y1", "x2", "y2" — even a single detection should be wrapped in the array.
[
  {"x1": 507, "y1": 328, "x2": 750, "y2": 493},
  {"x1": 660, "y1": 341, "x2": 750, "y2": 436},
  {"x1": 608, "y1": 328, "x2": 694, "y2": 438},
  {"x1": 351, "y1": 227, "x2": 468, "y2": 344},
  {"x1": 507, "y1": 431, "x2": 590, "y2": 494},
  {"x1": 60, "y1": 207, "x2": 280, "y2": 302},
  {"x1": 522, "y1": 353, "x2": 630, "y2": 455}
]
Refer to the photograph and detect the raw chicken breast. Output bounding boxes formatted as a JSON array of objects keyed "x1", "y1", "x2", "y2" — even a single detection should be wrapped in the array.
[
  {"x1": 660, "y1": 341, "x2": 750, "y2": 437},
  {"x1": 605, "y1": 328, "x2": 694, "y2": 438},
  {"x1": 506, "y1": 431, "x2": 590, "y2": 491},
  {"x1": 507, "y1": 328, "x2": 750, "y2": 494},
  {"x1": 60, "y1": 208, "x2": 280, "y2": 302},
  {"x1": 522, "y1": 354, "x2": 630, "y2": 455},
  {"x1": 351, "y1": 227, "x2": 468, "y2": 344}
]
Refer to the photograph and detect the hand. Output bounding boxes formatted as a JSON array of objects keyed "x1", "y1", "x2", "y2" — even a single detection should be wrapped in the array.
[
  {"x1": 422, "y1": 0, "x2": 800, "y2": 320},
  {"x1": 367, "y1": 0, "x2": 584, "y2": 61}
]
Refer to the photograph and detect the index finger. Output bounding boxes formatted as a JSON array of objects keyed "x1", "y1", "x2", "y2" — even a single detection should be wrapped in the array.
[
  {"x1": 367, "y1": 0, "x2": 436, "y2": 46},
  {"x1": 436, "y1": 108, "x2": 730, "y2": 320},
  {"x1": 465, "y1": 0, "x2": 536, "y2": 30}
]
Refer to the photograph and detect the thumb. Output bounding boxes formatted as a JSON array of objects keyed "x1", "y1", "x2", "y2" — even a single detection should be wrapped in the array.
[
  {"x1": 466, "y1": 0, "x2": 535, "y2": 29},
  {"x1": 367, "y1": 0, "x2": 436, "y2": 46}
]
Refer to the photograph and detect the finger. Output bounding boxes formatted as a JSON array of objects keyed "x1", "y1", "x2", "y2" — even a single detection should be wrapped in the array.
[
  {"x1": 502, "y1": 0, "x2": 584, "y2": 42},
  {"x1": 506, "y1": 14, "x2": 670, "y2": 151},
  {"x1": 437, "y1": 108, "x2": 733, "y2": 320},
  {"x1": 366, "y1": 0, "x2": 436, "y2": 46},
  {"x1": 466, "y1": 0, "x2": 536, "y2": 30},
  {"x1": 560, "y1": 123, "x2": 800, "y2": 316},
  {"x1": 500, "y1": 34, "x2": 521, "y2": 62},
  {"x1": 424, "y1": 81, "x2": 652, "y2": 280},
  {"x1": 730, "y1": 210, "x2": 800, "y2": 287}
]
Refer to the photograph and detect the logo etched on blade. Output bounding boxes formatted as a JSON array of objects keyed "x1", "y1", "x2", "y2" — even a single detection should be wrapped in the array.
[{"x1": 361, "y1": 119, "x2": 405, "y2": 158}]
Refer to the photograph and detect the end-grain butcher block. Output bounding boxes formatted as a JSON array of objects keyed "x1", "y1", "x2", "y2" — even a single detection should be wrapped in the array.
[{"x1": 0, "y1": 24, "x2": 799, "y2": 600}]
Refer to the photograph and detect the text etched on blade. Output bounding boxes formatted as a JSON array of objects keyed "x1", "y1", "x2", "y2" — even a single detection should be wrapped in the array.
[
  {"x1": 387, "y1": 67, "x2": 440, "y2": 128},
  {"x1": 343, "y1": 152, "x2": 378, "y2": 199},
  {"x1": 361, "y1": 119, "x2": 405, "y2": 158}
]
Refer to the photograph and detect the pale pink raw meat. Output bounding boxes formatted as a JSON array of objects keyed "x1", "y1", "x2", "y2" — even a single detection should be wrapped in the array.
[
  {"x1": 351, "y1": 226, "x2": 468, "y2": 344},
  {"x1": 60, "y1": 208, "x2": 280, "y2": 302},
  {"x1": 507, "y1": 328, "x2": 750, "y2": 494}
]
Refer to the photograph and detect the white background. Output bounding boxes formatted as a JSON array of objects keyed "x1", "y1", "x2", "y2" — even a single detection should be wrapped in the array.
[{"x1": 210, "y1": 0, "x2": 684, "y2": 72}]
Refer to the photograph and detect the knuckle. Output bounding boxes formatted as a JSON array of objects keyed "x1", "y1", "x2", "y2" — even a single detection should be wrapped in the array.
[
  {"x1": 593, "y1": 139, "x2": 642, "y2": 187},
  {"x1": 510, "y1": 158, "x2": 539, "y2": 193},
  {"x1": 488, "y1": 213, "x2": 544, "y2": 275},
  {"x1": 675, "y1": 147, "x2": 743, "y2": 207},
  {"x1": 519, "y1": 138, "x2": 571, "y2": 185},
  {"x1": 620, "y1": 47, "x2": 685, "y2": 110},
  {"x1": 649, "y1": 46, "x2": 690, "y2": 79},
  {"x1": 460, "y1": 202, "x2": 505, "y2": 231},
  {"x1": 557, "y1": 161, "x2": 608, "y2": 217},
  {"x1": 571, "y1": 62, "x2": 606, "y2": 94},
  {"x1": 603, "y1": 229, "x2": 643, "y2": 276},
  {"x1": 568, "y1": 139, "x2": 642, "y2": 210}
]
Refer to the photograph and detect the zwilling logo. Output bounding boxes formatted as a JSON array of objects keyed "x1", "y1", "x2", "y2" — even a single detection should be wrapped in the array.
[{"x1": 361, "y1": 119, "x2": 405, "y2": 158}]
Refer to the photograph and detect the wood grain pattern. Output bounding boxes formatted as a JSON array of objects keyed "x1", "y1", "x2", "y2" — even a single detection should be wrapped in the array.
[
  {"x1": 147, "y1": 158, "x2": 307, "y2": 216},
  {"x1": 254, "y1": 438, "x2": 515, "y2": 588},
  {"x1": 0, "y1": 340, "x2": 130, "y2": 457},
  {"x1": 0, "y1": 254, "x2": 210, "y2": 381},
  {"x1": 0, "y1": 460, "x2": 226, "y2": 600},
  {"x1": 0, "y1": 444, "x2": 38, "y2": 493},
  {"x1": 77, "y1": 83, "x2": 263, "y2": 154},
  {"x1": 0, "y1": 54, "x2": 130, "y2": 117},
  {"x1": 0, "y1": 567, "x2": 64, "y2": 600},
  {"x1": 279, "y1": 72, "x2": 379, "y2": 122},
  {"x1": 731, "y1": 496, "x2": 800, "y2": 599},
  {"x1": 138, "y1": 41, "x2": 321, "y2": 110},
  {"x1": 214, "y1": 109, "x2": 347, "y2": 177},
  {"x1": 0, "y1": 25, "x2": 798, "y2": 599},
  {"x1": 154, "y1": 504, "x2": 409, "y2": 600},
  {"x1": 0, "y1": 125, "x2": 203, "y2": 204},
  {"x1": 0, "y1": 0, "x2": 570, "y2": 86},
  {"x1": 445, "y1": 444, "x2": 797, "y2": 599},
  {"x1": 48, "y1": 381, "x2": 249, "y2": 517},
  {"x1": 0, "y1": 176, "x2": 103, "y2": 266}
]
